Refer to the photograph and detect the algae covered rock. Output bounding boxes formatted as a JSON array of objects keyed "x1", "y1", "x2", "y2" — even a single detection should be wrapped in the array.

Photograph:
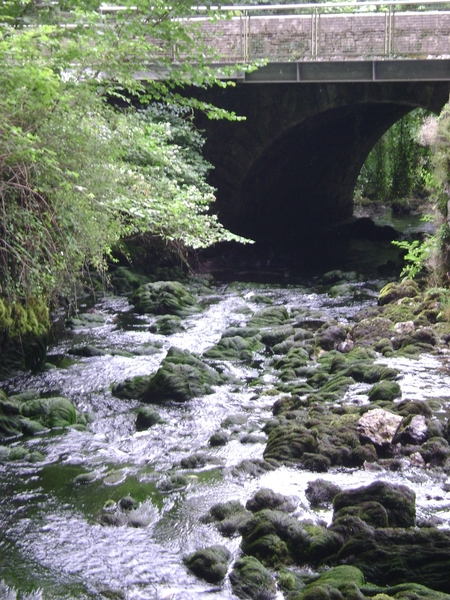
[
  {"x1": 246, "y1": 488, "x2": 297, "y2": 514},
  {"x1": 203, "y1": 335, "x2": 264, "y2": 361},
  {"x1": 135, "y1": 406, "x2": 164, "y2": 430},
  {"x1": 378, "y1": 280, "x2": 420, "y2": 306},
  {"x1": 229, "y1": 555, "x2": 276, "y2": 599},
  {"x1": 201, "y1": 500, "x2": 251, "y2": 537},
  {"x1": 306, "y1": 479, "x2": 342, "y2": 508},
  {"x1": 337, "y1": 527, "x2": 450, "y2": 593},
  {"x1": 131, "y1": 281, "x2": 199, "y2": 316},
  {"x1": 367, "y1": 380, "x2": 402, "y2": 402},
  {"x1": 140, "y1": 347, "x2": 224, "y2": 403},
  {"x1": 183, "y1": 545, "x2": 231, "y2": 583},
  {"x1": 298, "y1": 565, "x2": 365, "y2": 600},
  {"x1": 0, "y1": 389, "x2": 84, "y2": 442},
  {"x1": 333, "y1": 481, "x2": 416, "y2": 528},
  {"x1": 239, "y1": 509, "x2": 313, "y2": 567}
]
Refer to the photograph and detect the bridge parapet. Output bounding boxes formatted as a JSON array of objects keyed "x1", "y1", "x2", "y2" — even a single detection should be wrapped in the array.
[{"x1": 191, "y1": 0, "x2": 450, "y2": 62}]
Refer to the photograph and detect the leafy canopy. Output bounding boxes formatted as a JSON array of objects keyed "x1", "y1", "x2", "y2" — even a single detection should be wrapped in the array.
[{"x1": 0, "y1": 0, "x2": 253, "y2": 310}]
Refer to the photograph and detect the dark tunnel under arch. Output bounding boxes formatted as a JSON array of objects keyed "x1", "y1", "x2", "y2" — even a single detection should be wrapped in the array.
[
  {"x1": 194, "y1": 81, "x2": 450, "y2": 247},
  {"x1": 232, "y1": 102, "x2": 413, "y2": 243}
]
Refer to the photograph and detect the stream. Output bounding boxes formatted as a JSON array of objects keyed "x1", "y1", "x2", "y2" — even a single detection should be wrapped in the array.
[{"x1": 1, "y1": 226, "x2": 450, "y2": 600}]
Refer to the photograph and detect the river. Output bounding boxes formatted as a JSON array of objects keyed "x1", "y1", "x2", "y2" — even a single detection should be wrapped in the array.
[{"x1": 1, "y1": 223, "x2": 450, "y2": 599}]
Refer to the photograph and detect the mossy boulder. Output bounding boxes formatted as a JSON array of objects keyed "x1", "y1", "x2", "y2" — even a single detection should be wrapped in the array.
[
  {"x1": 260, "y1": 325, "x2": 295, "y2": 347},
  {"x1": 183, "y1": 545, "x2": 231, "y2": 584},
  {"x1": 246, "y1": 488, "x2": 296, "y2": 514},
  {"x1": 297, "y1": 566, "x2": 365, "y2": 600},
  {"x1": 306, "y1": 479, "x2": 342, "y2": 508},
  {"x1": 0, "y1": 391, "x2": 83, "y2": 440},
  {"x1": 247, "y1": 306, "x2": 290, "y2": 328},
  {"x1": 112, "y1": 376, "x2": 153, "y2": 400},
  {"x1": 378, "y1": 281, "x2": 420, "y2": 306},
  {"x1": 203, "y1": 335, "x2": 264, "y2": 361},
  {"x1": 149, "y1": 315, "x2": 184, "y2": 335},
  {"x1": 135, "y1": 406, "x2": 164, "y2": 430},
  {"x1": 239, "y1": 509, "x2": 313, "y2": 567},
  {"x1": 229, "y1": 556, "x2": 276, "y2": 599},
  {"x1": 332, "y1": 481, "x2": 416, "y2": 528},
  {"x1": 0, "y1": 300, "x2": 49, "y2": 379},
  {"x1": 201, "y1": 500, "x2": 252, "y2": 537},
  {"x1": 109, "y1": 266, "x2": 150, "y2": 295},
  {"x1": 140, "y1": 347, "x2": 224, "y2": 403},
  {"x1": 337, "y1": 527, "x2": 450, "y2": 593},
  {"x1": 367, "y1": 380, "x2": 402, "y2": 402},
  {"x1": 131, "y1": 281, "x2": 199, "y2": 316},
  {"x1": 351, "y1": 317, "x2": 395, "y2": 346}
]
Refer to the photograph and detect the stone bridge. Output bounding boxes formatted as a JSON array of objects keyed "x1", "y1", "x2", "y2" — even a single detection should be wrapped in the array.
[{"x1": 185, "y1": 2, "x2": 450, "y2": 244}]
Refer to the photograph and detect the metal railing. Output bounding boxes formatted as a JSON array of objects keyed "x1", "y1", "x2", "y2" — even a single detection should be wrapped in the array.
[{"x1": 186, "y1": 0, "x2": 450, "y2": 61}]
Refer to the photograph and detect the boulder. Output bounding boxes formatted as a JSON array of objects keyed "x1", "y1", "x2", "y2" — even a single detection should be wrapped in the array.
[
  {"x1": 357, "y1": 408, "x2": 402, "y2": 448},
  {"x1": 229, "y1": 556, "x2": 276, "y2": 599},
  {"x1": 337, "y1": 527, "x2": 450, "y2": 593},
  {"x1": 333, "y1": 481, "x2": 416, "y2": 528},
  {"x1": 140, "y1": 347, "x2": 224, "y2": 403},
  {"x1": 135, "y1": 406, "x2": 164, "y2": 430},
  {"x1": 131, "y1": 281, "x2": 199, "y2": 316},
  {"x1": 183, "y1": 545, "x2": 231, "y2": 584}
]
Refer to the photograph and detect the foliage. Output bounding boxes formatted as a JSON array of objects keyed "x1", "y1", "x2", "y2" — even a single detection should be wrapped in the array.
[
  {"x1": 391, "y1": 236, "x2": 434, "y2": 280},
  {"x1": 355, "y1": 109, "x2": 433, "y2": 204},
  {"x1": 0, "y1": 0, "x2": 254, "y2": 319}
]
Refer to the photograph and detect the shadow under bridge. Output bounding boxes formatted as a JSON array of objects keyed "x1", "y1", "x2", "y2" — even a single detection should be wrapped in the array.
[{"x1": 194, "y1": 80, "x2": 450, "y2": 246}]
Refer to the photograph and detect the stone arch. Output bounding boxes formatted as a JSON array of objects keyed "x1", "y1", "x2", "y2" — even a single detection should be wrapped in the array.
[{"x1": 195, "y1": 81, "x2": 450, "y2": 243}]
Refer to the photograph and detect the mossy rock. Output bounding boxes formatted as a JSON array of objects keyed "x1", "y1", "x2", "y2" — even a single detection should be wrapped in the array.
[
  {"x1": 298, "y1": 566, "x2": 365, "y2": 600},
  {"x1": 239, "y1": 508, "x2": 313, "y2": 567},
  {"x1": 20, "y1": 396, "x2": 78, "y2": 429},
  {"x1": 246, "y1": 488, "x2": 296, "y2": 513},
  {"x1": 367, "y1": 380, "x2": 402, "y2": 402},
  {"x1": 305, "y1": 479, "x2": 342, "y2": 508},
  {"x1": 209, "y1": 430, "x2": 230, "y2": 446},
  {"x1": 149, "y1": 314, "x2": 184, "y2": 335},
  {"x1": 351, "y1": 317, "x2": 395, "y2": 346},
  {"x1": 247, "y1": 306, "x2": 290, "y2": 328},
  {"x1": 264, "y1": 423, "x2": 317, "y2": 464},
  {"x1": 140, "y1": 347, "x2": 224, "y2": 403},
  {"x1": 368, "y1": 582, "x2": 450, "y2": 599},
  {"x1": 260, "y1": 325, "x2": 295, "y2": 347},
  {"x1": 131, "y1": 281, "x2": 199, "y2": 316},
  {"x1": 343, "y1": 363, "x2": 400, "y2": 384},
  {"x1": 112, "y1": 375, "x2": 154, "y2": 400},
  {"x1": 337, "y1": 527, "x2": 450, "y2": 593},
  {"x1": 333, "y1": 481, "x2": 416, "y2": 528},
  {"x1": 135, "y1": 406, "x2": 164, "y2": 430},
  {"x1": 203, "y1": 335, "x2": 264, "y2": 361},
  {"x1": 183, "y1": 545, "x2": 231, "y2": 584},
  {"x1": 378, "y1": 281, "x2": 420, "y2": 306},
  {"x1": 201, "y1": 500, "x2": 252, "y2": 537},
  {"x1": 229, "y1": 556, "x2": 276, "y2": 599},
  {"x1": 0, "y1": 413, "x2": 23, "y2": 440},
  {"x1": 109, "y1": 266, "x2": 150, "y2": 294}
]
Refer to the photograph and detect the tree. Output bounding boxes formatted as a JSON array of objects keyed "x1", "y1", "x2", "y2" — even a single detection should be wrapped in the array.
[{"x1": 0, "y1": 0, "x2": 252, "y2": 313}]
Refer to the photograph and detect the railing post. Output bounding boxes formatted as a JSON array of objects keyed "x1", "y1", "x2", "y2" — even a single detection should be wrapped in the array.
[
  {"x1": 385, "y1": 4, "x2": 394, "y2": 57},
  {"x1": 243, "y1": 9, "x2": 249, "y2": 62},
  {"x1": 311, "y1": 7, "x2": 319, "y2": 59}
]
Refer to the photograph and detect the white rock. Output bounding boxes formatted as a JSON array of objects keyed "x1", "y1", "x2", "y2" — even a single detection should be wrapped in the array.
[{"x1": 357, "y1": 408, "x2": 402, "y2": 446}]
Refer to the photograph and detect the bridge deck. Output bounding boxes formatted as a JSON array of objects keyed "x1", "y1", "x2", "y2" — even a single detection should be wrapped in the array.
[{"x1": 240, "y1": 59, "x2": 450, "y2": 82}]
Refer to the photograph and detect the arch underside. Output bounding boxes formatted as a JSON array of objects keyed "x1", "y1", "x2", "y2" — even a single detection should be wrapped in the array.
[
  {"x1": 234, "y1": 102, "x2": 411, "y2": 243},
  {"x1": 195, "y1": 81, "x2": 450, "y2": 245}
]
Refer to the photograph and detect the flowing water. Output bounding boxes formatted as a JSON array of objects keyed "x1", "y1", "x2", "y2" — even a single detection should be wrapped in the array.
[{"x1": 1, "y1": 270, "x2": 450, "y2": 600}]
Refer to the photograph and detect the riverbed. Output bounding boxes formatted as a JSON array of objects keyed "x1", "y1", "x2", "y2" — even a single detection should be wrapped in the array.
[{"x1": 1, "y1": 261, "x2": 450, "y2": 599}]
